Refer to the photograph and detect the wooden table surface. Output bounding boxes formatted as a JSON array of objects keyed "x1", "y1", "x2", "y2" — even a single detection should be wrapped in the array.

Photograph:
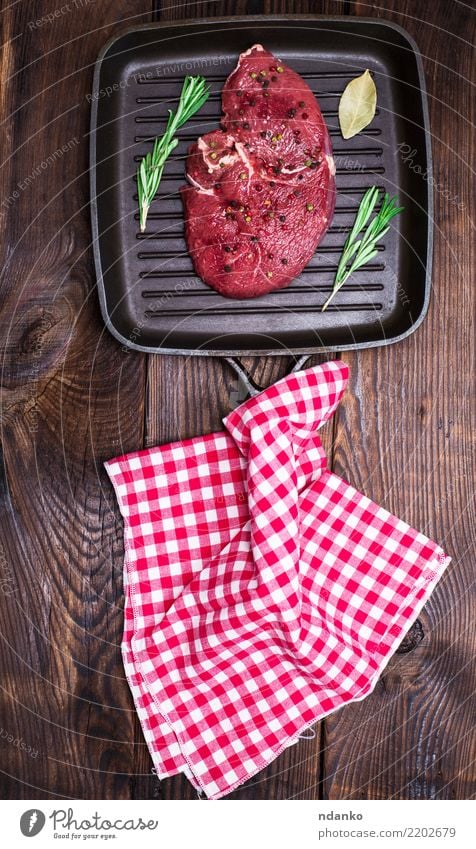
[{"x1": 0, "y1": 0, "x2": 474, "y2": 800}]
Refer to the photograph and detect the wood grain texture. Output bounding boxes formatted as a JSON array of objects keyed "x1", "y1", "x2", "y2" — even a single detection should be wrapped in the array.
[
  {"x1": 155, "y1": 0, "x2": 348, "y2": 17},
  {"x1": 322, "y1": 0, "x2": 476, "y2": 801},
  {"x1": 148, "y1": 1, "x2": 346, "y2": 800},
  {"x1": 144, "y1": 356, "x2": 334, "y2": 800},
  {"x1": 0, "y1": 0, "x2": 155, "y2": 800}
]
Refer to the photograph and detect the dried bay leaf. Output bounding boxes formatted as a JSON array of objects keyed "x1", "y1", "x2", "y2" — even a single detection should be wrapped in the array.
[{"x1": 339, "y1": 69, "x2": 377, "y2": 139}]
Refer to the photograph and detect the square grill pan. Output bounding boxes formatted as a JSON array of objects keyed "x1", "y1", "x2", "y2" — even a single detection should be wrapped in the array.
[{"x1": 90, "y1": 15, "x2": 433, "y2": 355}]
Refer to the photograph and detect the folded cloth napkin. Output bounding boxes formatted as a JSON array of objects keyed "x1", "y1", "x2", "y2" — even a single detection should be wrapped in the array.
[{"x1": 105, "y1": 360, "x2": 450, "y2": 799}]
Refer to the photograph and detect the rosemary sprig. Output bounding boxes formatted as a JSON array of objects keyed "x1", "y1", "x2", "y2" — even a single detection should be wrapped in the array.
[
  {"x1": 137, "y1": 75, "x2": 210, "y2": 232},
  {"x1": 322, "y1": 187, "x2": 404, "y2": 311}
]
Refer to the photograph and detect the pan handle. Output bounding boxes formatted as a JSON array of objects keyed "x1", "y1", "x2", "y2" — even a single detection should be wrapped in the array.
[{"x1": 225, "y1": 355, "x2": 312, "y2": 400}]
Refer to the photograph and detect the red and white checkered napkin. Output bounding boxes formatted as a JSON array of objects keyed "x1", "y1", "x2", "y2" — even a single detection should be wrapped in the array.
[{"x1": 105, "y1": 360, "x2": 450, "y2": 799}]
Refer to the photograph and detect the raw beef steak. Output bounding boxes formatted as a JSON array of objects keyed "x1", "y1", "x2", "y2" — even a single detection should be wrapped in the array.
[{"x1": 180, "y1": 45, "x2": 336, "y2": 299}]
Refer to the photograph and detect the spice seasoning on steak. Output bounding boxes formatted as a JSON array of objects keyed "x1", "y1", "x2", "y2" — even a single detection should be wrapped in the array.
[{"x1": 180, "y1": 44, "x2": 336, "y2": 299}]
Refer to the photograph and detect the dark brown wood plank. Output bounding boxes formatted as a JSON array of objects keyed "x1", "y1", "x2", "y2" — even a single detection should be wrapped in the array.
[
  {"x1": 2, "y1": 0, "x2": 471, "y2": 804},
  {"x1": 144, "y1": 356, "x2": 334, "y2": 801},
  {"x1": 145, "y1": 349, "x2": 335, "y2": 799},
  {"x1": 322, "y1": 0, "x2": 476, "y2": 800},
  {"x1": 155, "y1": 0, "x2": 347, "y2": 16},
  {"x1": 0, "y1": 0, "x2": 155, "y2": 800},
  {"x1": 226, "y1": 732, "x2": 322, "y2": 799},
  {"x1": 137, "y1": 1, "x2": 300, "y2": 800}
]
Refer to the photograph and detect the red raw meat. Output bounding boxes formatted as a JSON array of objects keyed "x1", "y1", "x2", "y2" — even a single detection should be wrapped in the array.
[{"x1": 180, "y1": 45, "x2": 336, "y2": 299}]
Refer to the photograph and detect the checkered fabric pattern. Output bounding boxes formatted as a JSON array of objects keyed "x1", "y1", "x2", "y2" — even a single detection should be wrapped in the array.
[{"x1": 105, "y1": 360, "x2": 450, "y2": 799}]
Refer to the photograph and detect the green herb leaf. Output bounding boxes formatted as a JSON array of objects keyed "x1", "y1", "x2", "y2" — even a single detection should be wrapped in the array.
[
  {"x1": 322, "y1": 188, "x2": 403, "y2": 311},
  {"x1": 137, "y1": 75, "x2": 210, "y2": 232}
]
